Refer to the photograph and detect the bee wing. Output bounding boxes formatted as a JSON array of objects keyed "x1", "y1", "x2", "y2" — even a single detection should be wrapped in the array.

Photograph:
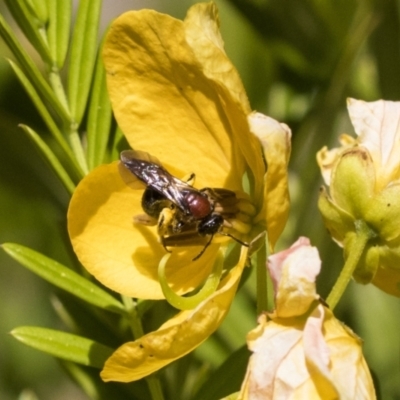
[
  {"x1": 121, "y1": 149, "x2": 162, "y2": 166},
  {"x1": 120, "y1": 149, "x2": 191, "y2": 212},
  {"x1": 118, "y1": 161, "x2": 145, "y2": 190}
]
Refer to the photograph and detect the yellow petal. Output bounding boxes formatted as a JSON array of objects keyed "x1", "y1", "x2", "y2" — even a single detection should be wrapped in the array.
[
  {"x1": 68, "y1": 163, "x2": 216, "y2": 299},
  {"x1": 101, "y1": 246, "x2": 248, "y2": 382},
  {"x1": 184, "y1": 3, "x2": 251, "y2": 114},
  {"x1": 248, "y1": 112, "x2": 291, "y2": 249},
  {"x1": 103, "y1": 9, "x2": 245, "y2": 191},
  {"x1": 182, "y1": 4, "x2": 265, "y2": 202}
]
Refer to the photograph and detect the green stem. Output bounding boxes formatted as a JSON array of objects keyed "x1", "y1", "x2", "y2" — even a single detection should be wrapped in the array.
[
  {"x1": 49, "y1": 68, "x2": 89, "y2": 175},
  {"x1": 68, "y1": 123, "x2": 89, "y2": 174},
  {"x1": 49, "y1": 68, "x2": 70, "y2": 114},
  {"x1": 256, "y1": 240, "x2": 268, "y2": 314},
  {"x1": 326, "y1": 220, "x2": 376, "y2": 310},
  {"x1": 121, "y1": 296, "x2": 165, "y2": 400}
]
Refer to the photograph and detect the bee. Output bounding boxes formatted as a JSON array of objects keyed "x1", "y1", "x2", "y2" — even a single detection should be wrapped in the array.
[{"x1": 119, "y1": 150, "x2": 248, "y2": 260}]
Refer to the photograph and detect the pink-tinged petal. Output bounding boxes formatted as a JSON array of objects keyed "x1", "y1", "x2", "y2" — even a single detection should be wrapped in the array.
[
  {"x1": 323, "y1": 308, "x2": 377, "y2": 399},
  {"x1": 249, "y1": 112, "x2": 291, "y2": 249},
  {"x1": 268, "y1": 237, "x2": 320, "y2": 317},
  {"x1": 241, "y1": 314, "x2": 303, "y2": 399},
  {"x1": 347, "y1": 98, "x2": 400, "y2": 189},
  {"x1": 240, "y1": 306, "x2": 376, "y2": 400},
  {"x1": 303, "y1": 305, "x2": 339, "y2": 398}
]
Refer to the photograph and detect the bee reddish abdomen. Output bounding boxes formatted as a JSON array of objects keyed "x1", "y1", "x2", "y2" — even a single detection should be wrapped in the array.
[{"x1": 184, "y1": 192, "x2": 212, "y2": 219}]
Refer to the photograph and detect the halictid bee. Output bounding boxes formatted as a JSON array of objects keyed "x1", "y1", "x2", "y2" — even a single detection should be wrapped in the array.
[{"x1": 120, "y1": 149, "x2": 249, "y2": 260}]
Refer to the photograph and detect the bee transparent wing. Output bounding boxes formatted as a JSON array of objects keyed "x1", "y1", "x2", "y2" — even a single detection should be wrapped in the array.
[
  {"x1": 118, "y1": 161, "x2": 145, "y2": 190},
  {"x1": 119, "y1": 149, "x2": 163, "y2": 190},
  {"x1": 122, "y1": 149, "x2": 162, "y2": 166},
  {"x1": 120, "y1": 150, "x2": 191, "y2": 212}
]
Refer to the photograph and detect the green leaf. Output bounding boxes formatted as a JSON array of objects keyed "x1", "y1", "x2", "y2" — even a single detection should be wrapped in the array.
[
  {"x1": 110, "y1": 125, "x2": 126, "y2": 161},
  {"x1": 60, "y1": 361, "x2": 102, "y2": 400},
  {"x1": 87, "y1": 39, "x2": 112, "y2": 170},
  {"x1": 47, "y1": 0, "x2": 72, "y2": 69},
  {"x1": 60, "y1": 359, "x2": 151, "y2": 399},
  {"x1": 19, "y1": 125, "x2": 76, "y2": 194},
  {"x1": 193, "y1": 346, "x2": 250, "y2": 400},
  {"x1": 1, "y1": 243, "x2": 125, "y2": 314},
  {"x1": 4, "y1": 0, "x2": 51, "y2": 63},
  {"x1": 8, "y1": 59, "x2": 83, "y2": 179},
  {"x1": 68, "y1": 0, "x2": 102, "y2": 124},
  {"x1": 27, "y1": 0, "x2": 49, "y2": 24},
  {"x1": 0, "y1": 13, "x2": 70, "y2": 121},
  {"x1": 11, "y1": 326, "x2": 114, "y2": 368},
  {"x1": 52, "y1": 291, "x2": 122, "y2": 347}
]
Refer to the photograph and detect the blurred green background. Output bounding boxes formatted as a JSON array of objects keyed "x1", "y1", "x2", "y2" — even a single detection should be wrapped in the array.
[{"x1": 1, "y1": 0, "x2": 399, "y2": 399}]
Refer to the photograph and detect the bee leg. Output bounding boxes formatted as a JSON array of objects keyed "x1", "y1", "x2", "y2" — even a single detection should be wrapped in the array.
[
  {"x1": 219, "y1": 232, "x2": 249, "y2": 247},
  {"x1": 182, "y1": 172, "x2": 196, "y2": 186},
  {"x1": 160, "y1": 236, "x2": 172, "y2": 253},
  {"x1": 192, "y1": 234, "x2": 214, "y2": 261},
  {"x1": 157, "y1": 207, "x2": 175, "y2": 236}
]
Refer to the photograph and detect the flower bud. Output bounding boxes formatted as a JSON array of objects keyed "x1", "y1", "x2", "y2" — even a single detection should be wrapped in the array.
[{"x1": 317, "y1": 99, "x2": 400, "y2": 296}]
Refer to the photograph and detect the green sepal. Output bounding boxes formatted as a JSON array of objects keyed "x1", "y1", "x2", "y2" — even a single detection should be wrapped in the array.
[
  {"x1": 10, "y1": 326, "x2": 114, "y2": 368},
  {"x1": 364, "y1": 182, "x2": 400, "y2": 242},
  {"x1": 67, "y1": 0, "x2": 102, "y2": 124},
  {"x1": 1, "y1": 243, "x2": 125, "y2": 314},
  {"x1": 318, "y1": 186, "x2": 354, "y2": 243},
  {"x1": 330, "y1": 148, "x2": 375, "y2": 218},
  {"x1": 87, "y1": 37, "x2": 112, "y2": 170}
]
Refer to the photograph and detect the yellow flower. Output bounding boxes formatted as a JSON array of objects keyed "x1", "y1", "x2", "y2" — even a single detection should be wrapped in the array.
[
  {"x1": 317, "y1": 98, "x2": 400, "y2": 297},
  {"x1": 239, "y1": 238, "x2": 376, "y2": 399},
  {"x1": 67, "y1": 2, "x2": 290, "y2": 381}
]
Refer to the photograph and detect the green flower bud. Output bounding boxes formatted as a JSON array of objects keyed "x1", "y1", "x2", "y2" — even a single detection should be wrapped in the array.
[{"x1": 317, "y1": 99, "x2": 400, "y2": 297}]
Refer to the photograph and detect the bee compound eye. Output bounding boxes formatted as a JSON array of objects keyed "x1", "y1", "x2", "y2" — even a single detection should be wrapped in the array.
[{"x1": 197, "y1": 214, "x2": 224, "y2": 236}]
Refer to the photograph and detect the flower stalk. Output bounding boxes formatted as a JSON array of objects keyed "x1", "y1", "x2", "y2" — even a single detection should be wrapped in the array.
[
  {"x1": 121, "y1": 296, "x2": 165, "y2": 400},
  {"x1": 327, "y1": 219, "x2": 377, "y2": 309},
  {"x1": 256, "y1": 241, "x2": 268, "y2": 314}
]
